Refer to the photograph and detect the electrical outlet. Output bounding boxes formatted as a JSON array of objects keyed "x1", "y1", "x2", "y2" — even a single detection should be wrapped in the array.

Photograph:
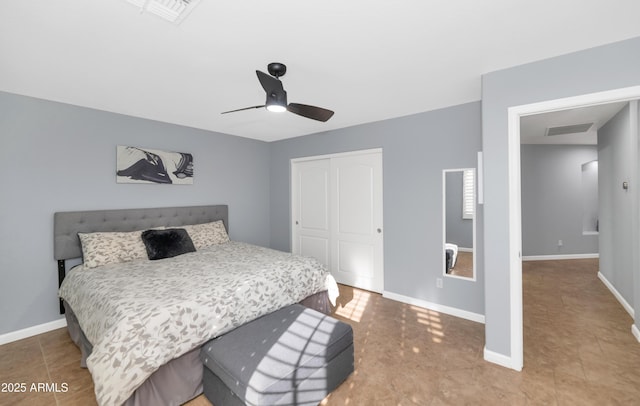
[
  {"x1": 558, "y1": 239, "x2": 563, "y2": 247},
  {"x1": 436, "y1": 278, "x2": 443, "y2": 288}
]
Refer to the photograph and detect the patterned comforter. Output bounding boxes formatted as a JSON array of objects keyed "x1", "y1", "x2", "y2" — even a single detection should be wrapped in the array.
[{"x1": 58, "y1": 241, "x2": 337, "y2": 406}]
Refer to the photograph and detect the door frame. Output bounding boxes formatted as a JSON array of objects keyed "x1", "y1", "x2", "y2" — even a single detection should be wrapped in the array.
[{"x1": 505, "y1": 85, "x2": 640, "y2": 371}]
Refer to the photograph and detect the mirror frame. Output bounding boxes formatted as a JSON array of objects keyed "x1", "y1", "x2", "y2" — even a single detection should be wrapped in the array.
[{"x1": 442, "y1": 168, "x2": 477, "y2": 281}]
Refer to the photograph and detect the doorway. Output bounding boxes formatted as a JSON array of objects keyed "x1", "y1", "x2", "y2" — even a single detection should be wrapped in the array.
[{"x1": 506, "y1": 86, "x2": 640, "y2": 370}]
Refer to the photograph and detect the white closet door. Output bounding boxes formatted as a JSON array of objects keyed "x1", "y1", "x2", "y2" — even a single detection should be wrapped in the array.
[
  {"x1": 331, "y1": 152, "x2": 383, "y2": 292},
  {"x1": 291, "y1": 159, "x2": 331, "y2": 267}
]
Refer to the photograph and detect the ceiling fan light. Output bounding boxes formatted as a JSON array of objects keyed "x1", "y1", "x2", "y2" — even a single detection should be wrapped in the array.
[{"x1": 266, "y1": 104, "x2": 287, "y2": 113}]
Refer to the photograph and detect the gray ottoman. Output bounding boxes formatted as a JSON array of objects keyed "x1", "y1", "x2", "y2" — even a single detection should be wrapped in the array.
[{"x1": 200, "y1": 304, "x2": 354, "y2": 406}]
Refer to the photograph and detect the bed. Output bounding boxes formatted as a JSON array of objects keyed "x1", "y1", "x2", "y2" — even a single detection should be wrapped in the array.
[{"x1": 54, "y1": 205, "x2": 338, "y2": 406}]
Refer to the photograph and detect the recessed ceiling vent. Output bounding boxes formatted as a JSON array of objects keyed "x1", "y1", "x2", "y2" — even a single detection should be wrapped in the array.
[
  {"x1": 126, "y1": 0, "x2": 201, "y2": 24},
  {"x1": 545, "y1": 123, "x2": 594, "y2": 137}
]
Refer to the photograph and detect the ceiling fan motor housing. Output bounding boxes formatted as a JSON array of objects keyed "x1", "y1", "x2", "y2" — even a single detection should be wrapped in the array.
[{"x1": 267, "y1": 62, "x2": 287, "y2": 78}]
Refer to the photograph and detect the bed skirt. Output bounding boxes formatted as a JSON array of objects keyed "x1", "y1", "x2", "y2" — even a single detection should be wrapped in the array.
[{"x1": 63, "y1": 290, "x2": 333, "y2": 406}]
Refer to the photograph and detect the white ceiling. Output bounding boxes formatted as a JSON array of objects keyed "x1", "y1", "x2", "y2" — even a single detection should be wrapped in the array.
[{"x1": 2, "y1": 1, "x2": 640, "y2": 142}]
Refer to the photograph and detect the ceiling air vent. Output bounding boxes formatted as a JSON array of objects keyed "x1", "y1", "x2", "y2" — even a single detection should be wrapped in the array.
[
  {"x1": 545, "y1": 123, "x2": 593, "y2": 137},
  {"x1": 126, "y1": 0, "x2": 201, "y2": 24}
]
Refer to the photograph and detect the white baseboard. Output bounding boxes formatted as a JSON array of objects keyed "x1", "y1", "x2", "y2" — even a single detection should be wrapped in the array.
[
  {"x1": 382, "y1": 290, "x2": 485, "y2": 324},
  {"x1": 632, "y1": 324, "x2": 640, "y2": 343},
  {"x1": 522, "y1": 253, "x2": 599, "y2": 261},
  {"x1": 484, "y1": 346, "x2": 522, "y2": 371},
  {"x1": 0, "y1": 318, "x2": 67, "y2": 346},
  {"x1": 597, "y1": 272, "x2": 634, "y2": 318}
]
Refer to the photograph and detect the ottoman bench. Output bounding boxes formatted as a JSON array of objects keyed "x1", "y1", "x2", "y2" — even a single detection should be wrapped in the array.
[{"x1": 200, "y1": 304, "x2": 354, "y2": 406}]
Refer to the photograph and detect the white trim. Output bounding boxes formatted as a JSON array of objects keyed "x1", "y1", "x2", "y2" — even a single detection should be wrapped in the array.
[
  {"x1": 483, "y1": 346, "x2": 522, "y2": 371},
  {"x1": 289, "y1": 147, "x2": 383, "y2": 164},
  {"x1": 0, "y1": 318, "x2": 67, "y2": 346},
  {"x1": 597, "y1": 272, "x2": 634, "y2": 318},
  {"x1": 382, "y1": 290, "x2": 485, "y2": 324},
  {"x1": 507, "y1": 102, "x2": 524, "y2": 372},
  {"x1": 506, "y1": 85, "x2": 640, "y2": 373},
  {"x1": 632, "y1": 324, "x2": 640, "y2": 343},
  {"x1": 522, "y1": 253, "x2": 599, "y2": 261},
  {"x1": 477, "y1": 151, "x2": 484, "y2": 205},
  {"x1": 509, "y1": 86, "x2": 640, "y2": 119}
]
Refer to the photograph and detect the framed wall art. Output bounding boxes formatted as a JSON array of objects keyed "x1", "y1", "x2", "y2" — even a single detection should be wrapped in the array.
[{"x1": 116, "y1": 145, "x2": 193, "y2": 185}]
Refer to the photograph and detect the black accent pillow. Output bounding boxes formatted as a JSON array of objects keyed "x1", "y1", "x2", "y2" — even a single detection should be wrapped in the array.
[{"x1": 141, "y1": 228, "x2": 196, "y2": 260}]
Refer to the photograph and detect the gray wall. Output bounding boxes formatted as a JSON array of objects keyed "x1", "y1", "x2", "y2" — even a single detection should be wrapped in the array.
[
  {"x1": 520, "y1": 144, "x2": 598, "y2": 256},
  {"x1": 598, "y1": 104, "x2": 635, "y2": 305},
  {"x1": 0, "y1": 91, "x2": 271, "y2": 335},
  {"x1": 482, "y1": 36, "x2": 640, "y2": 358},
  {"x1": 445, "y1": 170, "x2": 473, "y2": 249},
  {"x1": 270, "y1": 101, "x2": 484, "y2": 315}
]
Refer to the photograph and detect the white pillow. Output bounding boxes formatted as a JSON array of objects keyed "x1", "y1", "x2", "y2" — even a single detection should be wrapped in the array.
[
  {"x1": 182, "y1": 220, "x2": 229, "y2": 250},
  {"x1": 78, "y1": 231, "x2": 148, "y2": 269}
]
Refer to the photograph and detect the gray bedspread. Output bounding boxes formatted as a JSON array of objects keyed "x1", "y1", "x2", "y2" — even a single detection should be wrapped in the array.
[{"x1": 59, "y1": 241, "x2": 337, "y2": 406}]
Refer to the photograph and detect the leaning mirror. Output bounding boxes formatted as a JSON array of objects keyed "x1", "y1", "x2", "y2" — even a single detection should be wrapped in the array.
[{"x1": 443, "y1": 168, "x2": 476, "y2": 280}]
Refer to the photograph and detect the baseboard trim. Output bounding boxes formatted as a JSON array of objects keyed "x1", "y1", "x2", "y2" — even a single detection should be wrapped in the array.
[
  {"x1": 382, "y1": 290, "x2": 485, "y2": 324},
  {"x1": 597, "y1": 272, "x2": 634, "y2": 318},
  {"x1": 632, "y1": 324, "x2": 640, "y2": 343},
  {"x1": 0, "y1": 318, "x2": 67, "y2": 346},
  {"x1": 483, "y1": 346, "x2": 522, "y2": 371},
  {"x1": 522, "y1": 253, "x2": 599, "y2": 261}
]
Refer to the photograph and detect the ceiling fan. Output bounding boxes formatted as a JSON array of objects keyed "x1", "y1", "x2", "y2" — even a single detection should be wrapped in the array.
[{"x1": 221, "y1": 62, "x2": 334, "y2": 122}]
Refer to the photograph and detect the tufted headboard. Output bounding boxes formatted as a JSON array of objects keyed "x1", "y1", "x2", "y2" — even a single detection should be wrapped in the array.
[
  {"x1": 54, "y1": 205, "x2": 228, "y2": 261},
  {"x1": 54, "y1": 205, "x2": 228, "y2": 314}
]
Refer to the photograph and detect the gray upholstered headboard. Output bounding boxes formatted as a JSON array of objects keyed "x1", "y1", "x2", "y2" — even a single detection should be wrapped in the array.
[
  {"x1": 54, "y1": 204, "x2": 228, "y2": 313},
  {"x1": 54, "y1": 205, "x2": 229, "y2": 261}
]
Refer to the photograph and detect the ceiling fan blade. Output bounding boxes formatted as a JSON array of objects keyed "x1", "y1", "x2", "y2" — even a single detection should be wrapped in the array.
[
  {"x1": 287, "y1": 103, "x2": 335, "y2": 122},
  {"x1": 221, "y1": 105, "x2": 264, "y2": 114},
  {"x1": 256, "y1": 70, "x2": 284, "y2": 95}
]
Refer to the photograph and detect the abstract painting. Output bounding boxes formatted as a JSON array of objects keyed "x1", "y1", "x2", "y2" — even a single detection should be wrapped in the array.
[{"x1": 116, "y1": 145, "x2": 193, "y2": 184}]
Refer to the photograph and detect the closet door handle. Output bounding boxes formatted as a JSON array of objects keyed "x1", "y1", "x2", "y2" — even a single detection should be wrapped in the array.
[{"x1": 377, "y1": 228, "x2": 382, "y2": 233}]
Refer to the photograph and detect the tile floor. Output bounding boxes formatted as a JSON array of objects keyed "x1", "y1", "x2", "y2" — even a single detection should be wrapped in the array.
[{"x1": 1, "y1": 258, "x2": 639, "y2": 405}]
